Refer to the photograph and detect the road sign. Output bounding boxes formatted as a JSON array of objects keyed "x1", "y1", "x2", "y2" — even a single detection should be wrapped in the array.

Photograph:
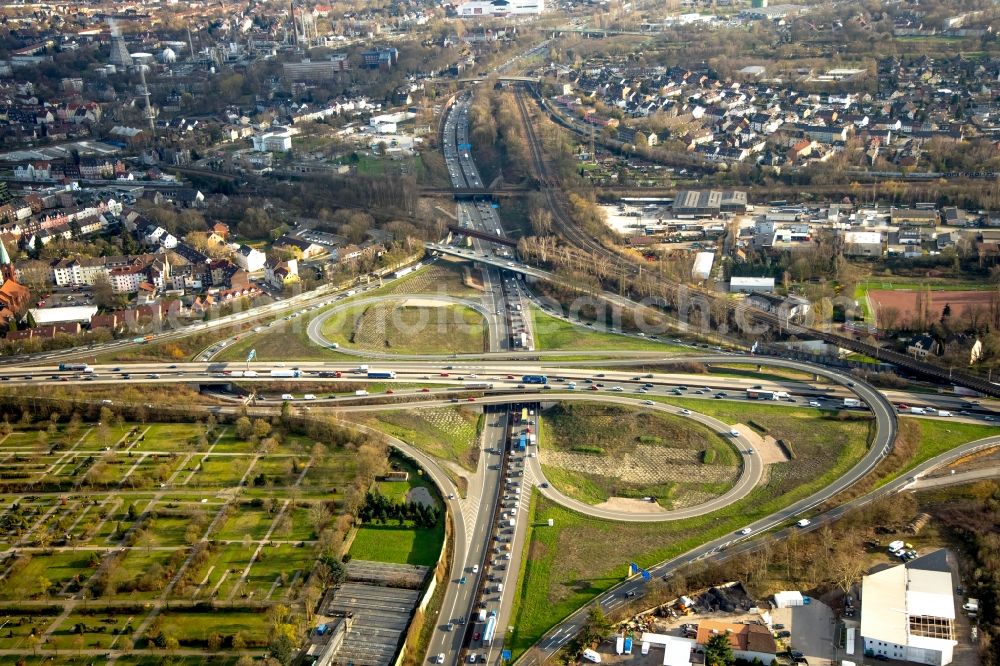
[
  {"x1": 641, "y1": 570, "x2": 651, "y2": 582},
  {"x1": 629, "y1": 562, "x2": 638, "y2": 575}
]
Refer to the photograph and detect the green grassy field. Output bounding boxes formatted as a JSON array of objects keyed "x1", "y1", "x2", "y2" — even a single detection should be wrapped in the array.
[
  {"x1": 706, "y1": 363, "x2": 827, "y2": 384},
  {"x1": 319, "y1": 301, "x2": 487, "y2": 355},
  {"x1": 903, "y1": 417, "x2": 1000, "y2": 466},
  {"x1": 537, "y1": 403, "x2": 739, "y2": 505},
  {"x1": 154, "y1": 610, "x2": 271, "y2": 647},
  {"x1": 355, "y1": 407, "x2": 483, "y2": 471},
  {"x1": 349, "y1": 521, "x2": 445, "y2": 566},
  {"x1": 529, "y1": 307, "x2": 685, "y2": 352}
]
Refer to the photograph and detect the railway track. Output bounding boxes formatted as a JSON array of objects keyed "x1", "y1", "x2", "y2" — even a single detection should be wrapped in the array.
[{"x1": 511, "y1": 88, "x2": 1000, "y2": 398}]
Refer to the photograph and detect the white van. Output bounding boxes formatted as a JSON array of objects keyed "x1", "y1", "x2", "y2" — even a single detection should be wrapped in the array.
[
  {"x1": 303, "y1": 394, "x2": 316, "y2": 400},
  {"x1": 281, "y1": 393, "x2": 294, "y2": 400}
]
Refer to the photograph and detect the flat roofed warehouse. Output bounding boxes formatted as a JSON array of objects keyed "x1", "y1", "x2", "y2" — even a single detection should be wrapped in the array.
[
  {"x1": 673, "y1": 190, "x2": 747, "y2": 216},
  {"x1": 860, "y1": 549, "x2": 958, "y2": 666}
]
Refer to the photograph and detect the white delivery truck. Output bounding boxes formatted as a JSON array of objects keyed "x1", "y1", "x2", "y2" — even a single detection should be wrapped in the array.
[{"x1": 843, "y1": 398, "x2": 861, "y2": 408}]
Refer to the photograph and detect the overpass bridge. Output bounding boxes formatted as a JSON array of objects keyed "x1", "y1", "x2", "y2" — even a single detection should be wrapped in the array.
[
  {"x1": 420, "y1": 186, "x2": 529, "y2": 199},
  {"x1": 446, "y1": 225, "x2": 518, "y2": 248},
  {"x1": 454, "y1": 75, "x2": 541, "y2": 84}
]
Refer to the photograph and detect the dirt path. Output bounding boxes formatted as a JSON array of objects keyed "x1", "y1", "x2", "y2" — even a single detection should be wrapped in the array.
[
  {"x1": 731, "y1": 424, "x2": 788, "y2": 464},
  {"x1": 593, "y1": 497, "x2": 668, "y2": 514}
]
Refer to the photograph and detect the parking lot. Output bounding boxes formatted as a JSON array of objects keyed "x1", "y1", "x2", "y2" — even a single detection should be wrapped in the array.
[{"x1": 771, "y1": 601, "x2": 837, "y2": 666}]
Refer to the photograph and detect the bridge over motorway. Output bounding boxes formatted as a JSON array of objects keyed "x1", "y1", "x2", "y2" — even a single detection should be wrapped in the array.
[
  {"x1": 453, "y1": 75, "x2": 541, "y2": 84},
  {"x1": 420, "y1": 186, "x2": 529, "y2": 199},
  {"x1": 446, "y1": 224, "x2": 518, "y2": 248}
]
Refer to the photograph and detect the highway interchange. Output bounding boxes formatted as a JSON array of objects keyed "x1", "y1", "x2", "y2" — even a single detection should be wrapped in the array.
[{"x1": 5, "y1": 65, "x2": 1000, "y2": 666}]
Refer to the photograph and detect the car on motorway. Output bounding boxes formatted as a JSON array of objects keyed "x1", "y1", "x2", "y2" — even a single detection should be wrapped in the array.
[
  {"x1": 796, "y1": 518, "x2": 812, "y2": 528},
  {"x1": 435, "y1": 653, "x2": 445, "y2": 664},
  {"x1": 459, "y1": 576, "x2": 467, "y2": 584},
  {"x1": 738, "y1": 528, "x2": 751, "y2": 535},
  {"x1": 643, "y1": 400, "x2": 655, "y2": 405},
  {"x1": 809, "y1": 400, "x2": 822, "y2": 407},
  {"x1": 680, "y1": 409, "x2": 692, "y2": 415}
]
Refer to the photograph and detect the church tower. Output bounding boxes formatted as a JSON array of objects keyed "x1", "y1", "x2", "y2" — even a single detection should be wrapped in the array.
[{"x1": 0, "y1": 237, "x2": 14, "y2": 283}]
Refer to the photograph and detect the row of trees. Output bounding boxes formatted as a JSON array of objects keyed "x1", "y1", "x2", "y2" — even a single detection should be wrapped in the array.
[{"x1": 357, "y1": 490, "x2": 442, "y2": 528}]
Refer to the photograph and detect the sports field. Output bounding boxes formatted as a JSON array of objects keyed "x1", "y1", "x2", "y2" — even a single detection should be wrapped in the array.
[{"x1": 869, "y1": 289, "x2": 992, "y2": 328}]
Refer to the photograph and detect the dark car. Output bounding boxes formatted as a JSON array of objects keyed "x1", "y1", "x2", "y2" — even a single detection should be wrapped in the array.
[
  {"x1": 773, "y1": 624, "x2": 785, "y2": 630},
  {"x1": 473, "y1": 632, "x2": 481, "y2": 641},
  {"x1": 776, "y1": 630, "x2": 791, "y2": 638},
  {"x1": 874, "y1": 656, "x2": 890, "y2": 662}
]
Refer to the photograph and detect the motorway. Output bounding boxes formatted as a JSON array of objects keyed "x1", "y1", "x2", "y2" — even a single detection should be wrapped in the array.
[{"x1": 430, "y1": 94, "x2": 526, "y2": 664}]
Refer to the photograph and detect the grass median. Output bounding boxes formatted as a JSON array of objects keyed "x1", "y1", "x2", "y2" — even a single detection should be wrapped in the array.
[{"x1": 529, "y1": 306, "x2": 686, "y2": 353}]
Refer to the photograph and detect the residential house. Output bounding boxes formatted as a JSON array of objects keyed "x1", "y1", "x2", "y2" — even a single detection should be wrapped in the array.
[
  {"x1": 907, "y1": 334, "x2": 941, "y2": 358},
  {"x1": 264, "y1": 256, "x2": 299, "y2": 289},
  {"x1": 694, "y1": 620, "x2": 777, "y2": 664},
  {"x1": 273, "y1": 235, "x2": 325, "y2": 259},
  {"x1": 234, "y1": 245, "x2": 266, "y2": 272}
]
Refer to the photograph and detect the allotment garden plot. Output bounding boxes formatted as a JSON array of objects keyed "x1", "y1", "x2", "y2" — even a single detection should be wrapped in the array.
[{"x1": 0, "y1": 414, "x2": 444, "y2": 658}]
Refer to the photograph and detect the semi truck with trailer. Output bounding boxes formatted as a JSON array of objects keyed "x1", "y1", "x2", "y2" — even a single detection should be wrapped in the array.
[
  {"x1": 59, "y1": 363, "x2": 92, "y2": 372},
  {"x1": 367, "y1": 370, "x2": 396, "y2": 379},
  {"x1": 270, "y1": 369, "x2": 301, "y2": 378},
  {"x1": 843, "y1": 398, "x2": 862, "y2": 408},
  {"x1": 521, "y1": 375, "x2": 548, "y2": 384}
]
